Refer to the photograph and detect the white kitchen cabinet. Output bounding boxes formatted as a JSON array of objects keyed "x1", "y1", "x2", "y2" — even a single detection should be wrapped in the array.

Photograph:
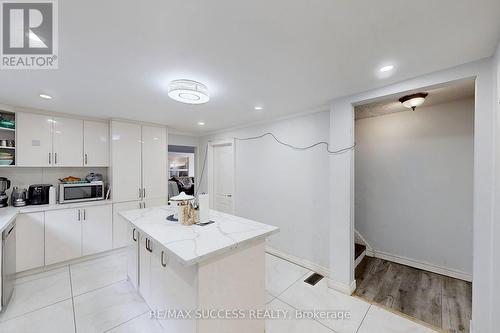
[
  {"x1": 126, "y1": 226, "x2": 139, "y2": 289},
  {"x1": 52, "y1": 116, "x2": 83, "y2": 167},
  {"x1": 45, "y1": 208, "x2": 82, "y2": 265},
  {"x1": 81, "y1": 204, "x2": 112, "y2": 256},
  {"x1": 112, "y1": 201, "x2": 141, "y2": 249},
  {"x1": 144, "y1": 197, "x2": 167, "y2": 209},
  {"x1": 16, "y1": 212, "x2": 45, "y2": 272},
  {"x1": 142, "y1": 125, "x2": 167, "y2": 200},
  {"x1": 16, "y1": 112, "x2": 53, "y2": 167},
  {"x1": 139, "y1": 234, "x2": 152, "y2": 306},
  {"x1": 84, "y1": 120, "x2": 109, "y2": 167},
  {"x1": 111, "y1": 121, "x2": 142, "y2": 202}
]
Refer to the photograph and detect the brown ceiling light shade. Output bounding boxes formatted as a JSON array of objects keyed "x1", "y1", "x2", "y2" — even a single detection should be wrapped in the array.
[{"x1": 399, "y1": 92, "x2": 428, "y2": 111}]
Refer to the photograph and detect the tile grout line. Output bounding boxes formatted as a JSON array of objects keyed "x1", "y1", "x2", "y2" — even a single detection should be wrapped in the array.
[
  {"x1": 354, "y1": 304, "x2": 371, "y2": 333},
  {"x1": 72, "y1": 278, "x2": 128, "y2": 299},
  {"x1": 68, "y1": 265, "x2": 78, "y2": 333},
  {"x1": 102, "y1": 310, "x2": 150, "y2": 333},
  {"x1": 0, "y1": 297, "x2": 72, "y2": 324},
  {"x1": 272, "y1": 270, "x2": 312, "y2": 300}
]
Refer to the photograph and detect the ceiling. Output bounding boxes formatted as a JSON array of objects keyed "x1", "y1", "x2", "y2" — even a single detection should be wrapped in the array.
[
  {"x1": 0, "y1": 0, "x2": 499, "y2": 133},
  {"x1": 355, "y1": 79, "x2": 475, "y2": 119}
]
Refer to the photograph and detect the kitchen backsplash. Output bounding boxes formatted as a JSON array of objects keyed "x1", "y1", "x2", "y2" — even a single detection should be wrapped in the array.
[{"x1": 0, "y1": 167, "x2": 108, "y2": 197}]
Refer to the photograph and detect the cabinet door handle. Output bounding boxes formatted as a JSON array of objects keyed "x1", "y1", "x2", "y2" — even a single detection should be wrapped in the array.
[
  {"x1": 54, "y1": 152, "x2": 58, "y2": 165},
  {"x1": 146, "y1": 238, "x2": 153, "y2": 253},
  {"x1": 139, "y1": 188, "x2": 142, "y2": 199},
  {"x1": 84, "y1": 153, "x2": 88, "y2": 165},
  {"x1": 143, "y1": 202, "x2": 146, "y2": 209},
  {"x1": 161, "y1": 251, "x2": 167, "y2": 267},
  {"x1": 83, "y1": 209, "x2": 86, "y2": 221},
  {"x1": 77, "y1": 209, "x2": 81, "y2": 221},
  {"x1": 132, "y1": 228, "x2": 137, "y2": 242},
  {"x1": 48, "y1": 153, "x2": 51, "y2": 165},
  {"x1": 143, "y1": 188, "x2": 146, "y2": 198}
]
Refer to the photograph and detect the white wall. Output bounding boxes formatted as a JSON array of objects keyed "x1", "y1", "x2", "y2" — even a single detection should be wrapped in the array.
[
  {"x1": 199, "y1": 111, "x2": 331, "y2": 269},
  {"x1": 355, "y1": 99, "x2": 474, "y2": 277},
  {"x1": 492, "y1": 40, "x2": 500, "y2": 332},
  {"x1": 329, "y1": 58, "x2": 495, "y2": 333},
  {"x1": 168, "y1": 133, "x2": 200, "y2": 148}
]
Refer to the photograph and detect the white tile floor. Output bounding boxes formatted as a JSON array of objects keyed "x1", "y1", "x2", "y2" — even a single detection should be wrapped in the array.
[{"x1": 0, "y1": 250, "x2": 439, "y2": 333}]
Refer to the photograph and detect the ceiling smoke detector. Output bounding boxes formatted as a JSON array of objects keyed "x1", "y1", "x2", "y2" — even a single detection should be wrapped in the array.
[
  {"x1": 399, "y1": 92, "x2": 428, "y2": 111},
  {"x1": 168, "y1": 79, "x2": 209, "y2": 104}
]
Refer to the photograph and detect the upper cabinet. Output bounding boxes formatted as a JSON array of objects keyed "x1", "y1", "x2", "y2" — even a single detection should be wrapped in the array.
[
  {"x1": 111, "y1": 121, "x2": 167, "y2": 203},
  {"x1": 84, "y1": 120, "x2": 109, "y2": 167},
  {"x1": 17, "y1": 112, "x2": 109, "y2": 167},
  {"x1": 52, "y1": 116, "x2": 83, "y2": 167},
  {"x1": 17, "y1": 112, "x2": 53, "y2": 167},
  {"x1": 111, "y1": 121, "x2": 143, "y2": 202}
]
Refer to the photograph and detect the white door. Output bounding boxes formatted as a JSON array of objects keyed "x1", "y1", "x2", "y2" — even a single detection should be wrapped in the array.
[
  {"x1": 111, "y1": 121, "x2": 142, "y2": 202},
  {"x1": 45, "y1": 208, "x2": 82, "y2": 265},
  {"x1": 142, "y1": 125, "x2": 167, "y2": 200},
  {"x1": 16, "y1": 212, "x2": 45, "y2": 272},
  {"x1": 81, "y1": 205, "x2": 112, "y2": 256},
  {"x1": 52, "y1": 116, "x2": 84, "y2": 167},
  {"x1": 16, "y1": 112, "x2": 53, "y2": 167},
  {"x1": 112, "y1": 201, "x2": 141, "y2": 249},
  {"x1": 84, "y1": 120, "x2": 109, "y2": 167},
  {"x1": 211, "y1": 142, "x2": 234, "y2": 213}
]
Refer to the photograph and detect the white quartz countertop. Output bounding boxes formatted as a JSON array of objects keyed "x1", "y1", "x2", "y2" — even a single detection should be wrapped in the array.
[
  {"x1": 119, "y1": 206, "x2": 279, "y2": 266},
  {"x1": 0, "y1": 199, "x2": 113, "y2": 233}
]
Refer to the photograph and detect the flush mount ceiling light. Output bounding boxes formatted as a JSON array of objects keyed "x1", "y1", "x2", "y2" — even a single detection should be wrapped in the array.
[
  {"x1": 168, "y1": 79, "x2": 209, "y2": 104},
  {"x1": 39, "y1": 94, "x2": 52, "y2": 99},
  {"x1": 399, "y1": 92, "x2": 428, "y2": 111},
  {"x1": 379, "y1": 65, "x2": 394, "y2": 72},
  {"x1": 197, "y1": 121, "x2": 205, "y2": 126},
  {"x1": 254, "y1": 106, "x2": 263, "y2": 111}
]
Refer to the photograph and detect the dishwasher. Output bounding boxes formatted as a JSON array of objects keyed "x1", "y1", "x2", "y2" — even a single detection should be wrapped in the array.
[{"x1": 2, "y1": 220, "x2": 15, "y2": 309}]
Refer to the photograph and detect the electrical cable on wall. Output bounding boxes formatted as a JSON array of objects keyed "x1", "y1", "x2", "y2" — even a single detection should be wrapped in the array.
[{"x1": 194, "y1": 132, "x2": 356, "y2": 196}]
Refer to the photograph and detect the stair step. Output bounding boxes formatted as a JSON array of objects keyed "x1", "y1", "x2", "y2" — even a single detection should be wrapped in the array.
[{"x1": 355, "y1": 243, "x2": 366, "y2": 260}]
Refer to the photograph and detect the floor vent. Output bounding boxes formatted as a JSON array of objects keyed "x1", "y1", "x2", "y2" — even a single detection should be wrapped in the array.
[{"x1": 304, "y1": 273, "x2": 324, "y2": 286}]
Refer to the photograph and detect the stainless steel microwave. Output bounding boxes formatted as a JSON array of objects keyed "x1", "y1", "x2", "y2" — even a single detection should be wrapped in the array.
[{"x1": 59, "y1": 181, "x2": 105, "y2": 204}]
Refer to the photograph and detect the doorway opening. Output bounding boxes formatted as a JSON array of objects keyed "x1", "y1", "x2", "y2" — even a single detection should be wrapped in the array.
[
  {"x1": 352, "y1": 78, "x2": 474, "y2": 332},
  {"x1": 168, "y1": 145, "x2": 196, "y2": 198}
]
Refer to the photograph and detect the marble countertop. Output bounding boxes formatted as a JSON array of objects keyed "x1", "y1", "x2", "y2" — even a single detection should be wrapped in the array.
[
  {"x1": 119, "y1": 206, "x2": 279, "y2": 266},
  {"x1": 0, "y1": 199, "x2": 113, "y2": 234}
]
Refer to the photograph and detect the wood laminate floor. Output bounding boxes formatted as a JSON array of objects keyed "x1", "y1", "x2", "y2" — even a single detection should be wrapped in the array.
[{"x1": 354, "y1": 257, "x2": 472, "y2": 333}]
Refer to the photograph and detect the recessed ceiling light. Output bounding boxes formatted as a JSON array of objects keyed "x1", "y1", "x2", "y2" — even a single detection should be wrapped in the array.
[
  {"x1": 168, "y1": 79, "x2": 209, "y2": 104},
  {"x1": 198, "y1": 121, "x2": 205, "y2": 126},
  {"x1": 254, "y1": 106, "x2": 264, "y2": 111},
  {"x1": 399, "y1": 92, "x2": 428, "y2": 111},
  {"x1": 379, "y1": 65, "x2": 394, "y2": 72},
  {"x1": 39, "y1": 94, "x2": 52, "y2": 99}
]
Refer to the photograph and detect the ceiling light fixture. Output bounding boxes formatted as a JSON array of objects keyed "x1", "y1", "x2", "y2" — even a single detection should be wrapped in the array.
[
  {"x1": 168, "y1": 79, "x2": 209, "y2": 104},
  {"x1": 399, "y1": 92, "x2": 428, "y2": 111},
  {"x1": 254, "y1": 106, "x2": 263, "y2": 111},
  {"x1": 379, "y1": 65, "x2": 394, "y2": 72},
  {"x1": 39, "y1": 94, "x2": 53, "y2": 99},
  {"x1": 198, "y1": 121, "x2": 205, "y2": 126}
]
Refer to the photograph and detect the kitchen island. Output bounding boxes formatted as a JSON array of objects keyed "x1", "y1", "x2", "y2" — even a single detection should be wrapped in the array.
[{"x1": 119, "y1": 206, "x2": 279, "y2": 333}]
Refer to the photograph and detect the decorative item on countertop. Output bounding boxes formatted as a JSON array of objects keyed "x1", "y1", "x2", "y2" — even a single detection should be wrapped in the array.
[
  {"x1": 86, "y1": 172, "x2": 103, "y2": 182},
  {"x1": 49, "y1": 186, "x2": 56, "y2": 205},
  {"x1": 197, "y1": 193, "x2": 210, "y2": 223},
  {"x1": 180, "y1": 201, "x2": 198, "y2": 226},
  {"x1": 58, "y1": 176, "x2": 86, "y2": 183},
  {"x1": 167, "y1": 191, "x2": 195, "y2": 224}
]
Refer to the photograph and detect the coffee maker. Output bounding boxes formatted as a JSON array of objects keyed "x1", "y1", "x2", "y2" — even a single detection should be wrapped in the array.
[{"x1": 0, "y1": 177, "x2": 11, "y2": 207}]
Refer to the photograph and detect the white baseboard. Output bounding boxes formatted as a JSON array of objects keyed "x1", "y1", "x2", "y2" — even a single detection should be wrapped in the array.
[
  {"x1": 327, "y1": 278, "x2": 356, "y2": 295},
  {"x1": 367, "y1": 249, "x2": 472, "y2": 282},
  {"x1": 265, "y1": 246, "x2": 330, "y2": 277}
]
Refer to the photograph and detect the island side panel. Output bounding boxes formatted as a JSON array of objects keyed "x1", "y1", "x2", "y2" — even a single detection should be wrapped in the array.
[{"x1": 197, "y1": 240, "x2": 266, "y2": 333}]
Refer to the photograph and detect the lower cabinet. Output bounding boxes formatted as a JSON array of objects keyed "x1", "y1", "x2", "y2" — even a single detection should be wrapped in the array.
[
  {"x1": 126, "y1": 226, "x2": 139, "y2": 289},
  {"x1": 45, "y1": 204, "x2": 112, "y2": 266},
  {"x1": 16, "y1": 212, "x2": 45, "y2": 272},
  {"x1": 82, "y1": 205, "x2": 113, "y2": 256},
  {"x1": 45, "y1": 208, "x2": 82, "y2": 266}
]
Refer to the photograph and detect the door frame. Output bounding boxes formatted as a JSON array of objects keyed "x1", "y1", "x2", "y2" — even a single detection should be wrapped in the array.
[{"x1": 207, "y1": 139, "x2": 235, "y2": 214}]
